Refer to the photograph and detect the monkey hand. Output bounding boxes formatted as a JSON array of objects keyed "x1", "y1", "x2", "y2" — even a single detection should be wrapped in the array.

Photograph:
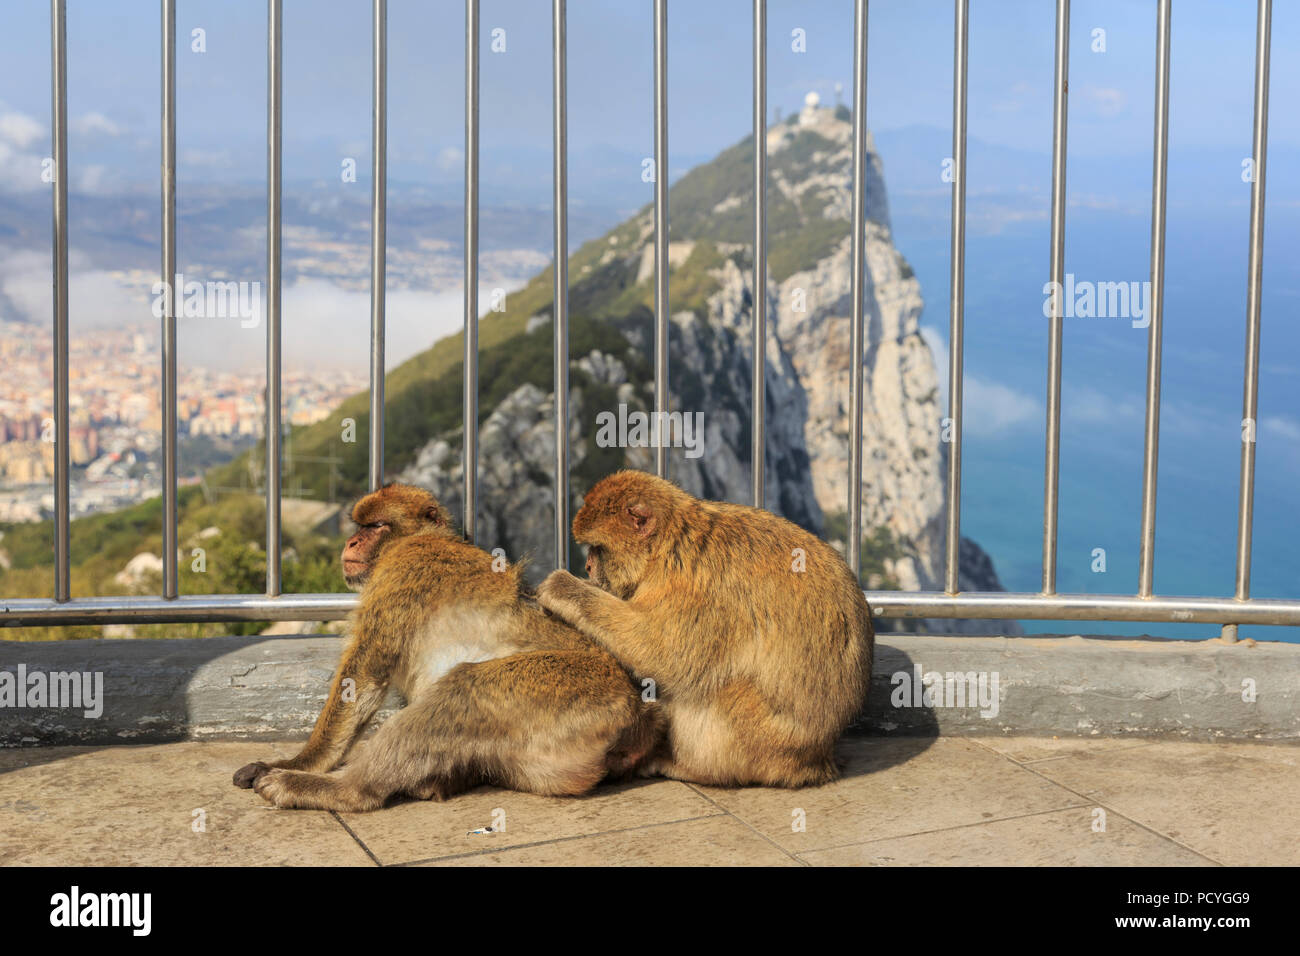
[
  {"x1": 233, "y1": 761, "x2": 274, "y2": 789},
  {"x1": 537, "y1": 569, "x2": 592, "y2": 625}
]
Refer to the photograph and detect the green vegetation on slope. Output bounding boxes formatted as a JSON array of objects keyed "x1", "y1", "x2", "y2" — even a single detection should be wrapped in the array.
[
  {"x1": 662, "y1": 129, "x2": 857, "y2": 282},
  {"x1": 821, "y1": 510, "x2": 904, "y2": 592},
  {"x1": 1, "y1": 114, "x2": 891, "y2": 639},
  {"x1": 0, "y1": 490, "x2": 346, "y2": 641}
]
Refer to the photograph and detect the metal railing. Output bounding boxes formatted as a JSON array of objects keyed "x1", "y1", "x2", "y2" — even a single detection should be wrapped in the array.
[
  {"x1": 266, "y1": 0, "x2": 283, "y2": 596},
  {"x1": 551, "y1": 0, "x2": 568, "y2": 570},
  {"x1": 3, "y1": 0, "x2": 1296, "y2": 640}
]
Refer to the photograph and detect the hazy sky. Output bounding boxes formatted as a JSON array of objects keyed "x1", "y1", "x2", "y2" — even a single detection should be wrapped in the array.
[
  {"x1": 0, "y1": 0, "x2": 1295, "y2": 374},
  {"x1": 1, "y1": 0, "x2": 1295, "y2": 200}
]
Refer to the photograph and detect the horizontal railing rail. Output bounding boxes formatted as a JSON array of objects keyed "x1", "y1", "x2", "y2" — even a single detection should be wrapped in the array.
[
  {"x1": 5, "y1": 0, "x2": 1294, "y2": 638},
  {"x1": 5, "y1": 590, "x2": 1300, "y2": 629}
]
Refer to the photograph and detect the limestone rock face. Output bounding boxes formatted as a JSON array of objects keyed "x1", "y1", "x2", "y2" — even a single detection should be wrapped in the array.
[{"x1": 398, "y1": 106, "x2": 1018, "y2": 634}]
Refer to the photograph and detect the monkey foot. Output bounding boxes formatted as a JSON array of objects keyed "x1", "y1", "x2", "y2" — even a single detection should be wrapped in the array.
[
  {"x1": 252, "y1": 767, "x2": 384, "y2": 812},
  {"x1": 232, "y1": 761, "x2": 272, "y2": 789},
  {"x1": 251, "y1": 768, "x2": 294, "y2": 806}
]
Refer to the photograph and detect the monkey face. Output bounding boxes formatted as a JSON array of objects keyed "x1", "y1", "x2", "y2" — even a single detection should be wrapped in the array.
[
  {"x1": 341, "y1": 522, "x2": 389, "y2": 591},
  {"x1": 574, "y1": 471, "x2": 677, "y2": 598},
  {"x1": 581, "y1": 542, "x2": 643, "y2": 600},
  {"x1": 342, "y1": 484, "x2": 452, "y2": 590},
  {"x1": 583, "y1": 544, "x2": 612, "y2": 591},
  {"x1": 581, "y1": 535, "x2": 651, "y2": 600}
]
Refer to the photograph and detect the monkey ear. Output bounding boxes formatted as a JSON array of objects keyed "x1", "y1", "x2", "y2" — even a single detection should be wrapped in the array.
[
  {"x1": 625, "y1": 502, "x2": 655, "y2": 538},
  {"x1": 424, "y1": 505, "x2": 445, "y2": 526}
]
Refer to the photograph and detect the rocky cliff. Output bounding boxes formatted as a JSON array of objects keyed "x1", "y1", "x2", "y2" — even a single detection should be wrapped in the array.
[{"x1": 396, "y1": 102, "x2": 1019, "y2": 634}]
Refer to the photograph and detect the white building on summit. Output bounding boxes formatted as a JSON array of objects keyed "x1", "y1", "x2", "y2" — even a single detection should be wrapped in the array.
[{"x1": 800, "y1": 90, "x2": 821, "y2": 124}]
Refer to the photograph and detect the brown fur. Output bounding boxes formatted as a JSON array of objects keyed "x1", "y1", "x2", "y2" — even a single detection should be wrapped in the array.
[
  {"x1": 537, "y1": 469, "x2": 873, "y2": 788},
  {"x1": 233, "y1": 483, "x2": 662, "y2": 811}
]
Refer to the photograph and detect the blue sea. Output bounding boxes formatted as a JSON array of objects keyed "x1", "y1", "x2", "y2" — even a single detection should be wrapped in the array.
[{"x1": 891, "y1": 204, "x2": 1300, "y2": 642}]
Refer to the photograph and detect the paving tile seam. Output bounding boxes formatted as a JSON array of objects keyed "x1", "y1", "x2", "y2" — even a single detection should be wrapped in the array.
[
  {"x1": 967, "y1": 739, "x2": 1228, "y2": 866},
  {"x1": 788, "y1": 802, "x2": 1096, "y2": 859},
  {"x1": 682, "y1": 782, "x2": 808, "y2": 867},
  {"x1": 1018, "y1": 744, "x2": 1298, "y2": 769},
  {"x1": 1016, "y1": 744, "x2": 1163, "y2": 765},
  {"x1": 328, "y1": 810, "x2": 382, "y2": 867},
  {"x1": 1028, "y1": 789, "x2": 1225, "y2": 867},
  {"x1": 1202, "y1": 746, "x2": 1300, "y2": 767},
  {"x1": 383, "y1": 810, "x2": 730, "y2": 866}
]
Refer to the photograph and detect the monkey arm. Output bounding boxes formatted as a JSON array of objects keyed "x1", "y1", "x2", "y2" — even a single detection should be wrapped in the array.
[
  {"x1": 284, "y1": 636, "x2": 395, "y2": 770},
  {"x1": 538, "y1": 570, "x2": 694, "y2": 686},
  {"x1": 233, "y1": 620, "x2": 399, "y2": 789},
  {"x1": 537, "y1": 570, "x2": 621, "y2": 630}
]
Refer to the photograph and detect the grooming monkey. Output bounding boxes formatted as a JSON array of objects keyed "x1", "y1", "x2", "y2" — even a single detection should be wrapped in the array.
[
  {"x1": 538, "y1": 470, "x2": 873, "y2": 788},
  {"x1": 232, "y1": 484, "x2": 661, "y2": 811}
]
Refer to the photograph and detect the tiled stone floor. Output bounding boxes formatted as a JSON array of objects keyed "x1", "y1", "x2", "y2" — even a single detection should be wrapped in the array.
[{"x1": 2, "y1": 735, "x2": 1295, "y2": 866}]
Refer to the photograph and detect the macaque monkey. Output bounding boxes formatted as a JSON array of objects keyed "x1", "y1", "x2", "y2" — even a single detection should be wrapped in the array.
[
  {"x1": 537, "y1": 470, "x2": 873, "y2": 788},
  {"x1": 232, "y1": 484, "x2": 661, "y2": 811}
]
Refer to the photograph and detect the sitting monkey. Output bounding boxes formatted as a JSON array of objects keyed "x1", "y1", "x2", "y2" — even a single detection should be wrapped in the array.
[
  {"x1": 538, "y1": 470, "x2": 873, "y2": 788},
  {"x1": 233, "y1": 483, "x2": 661, "y2": 811}
]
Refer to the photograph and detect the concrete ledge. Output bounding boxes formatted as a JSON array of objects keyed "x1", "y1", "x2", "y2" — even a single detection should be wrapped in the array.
[
  {"x1": 1, "y1": 633, "x2": 1297, "y2": 746},
  {"x1": 866, "y1": 634, "x2": 1298, "y2": 740}
]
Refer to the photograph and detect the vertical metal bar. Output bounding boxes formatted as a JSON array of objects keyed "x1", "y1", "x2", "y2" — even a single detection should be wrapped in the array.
[
  {"x1": 652, "y1": 0, "x2": 669, "y2": 478},
  {"x1": 552, "y1": 0, "x2": 569, "y2": 570},
  {"x1": 847, "y1": 0, "x2": 868, "y2": 579},
  {"x1": 1137, "y1": 0, "x2": 1171, "y2": 599},
  {"x1": 1041, "y1": 0, "x2": 1069, "y2": 595},
  {"x1": 464, "y1": 0, "x2": 479, "y2": 542},
  {"x1": 369, "y1": 0, "x2": 387, "y2": 492},
  {"x1": 752, "y1": 0, "x2": 767, "y2": 510},
  {"x1": 265, "y1": 0, "x2": 282, "y2": 596},
  {"x1": 161, "y1": 0, "x2": 178, "y2": 598},
  {"x1": 944, "y1": 0, "x2": 969, "y2": 595},
  {"x1": 1230, "y1": 0, "x2": 1272, "y2": 637},
  {"x1": 51, "y1": 0, "x2": 70, "y2": 603}
]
